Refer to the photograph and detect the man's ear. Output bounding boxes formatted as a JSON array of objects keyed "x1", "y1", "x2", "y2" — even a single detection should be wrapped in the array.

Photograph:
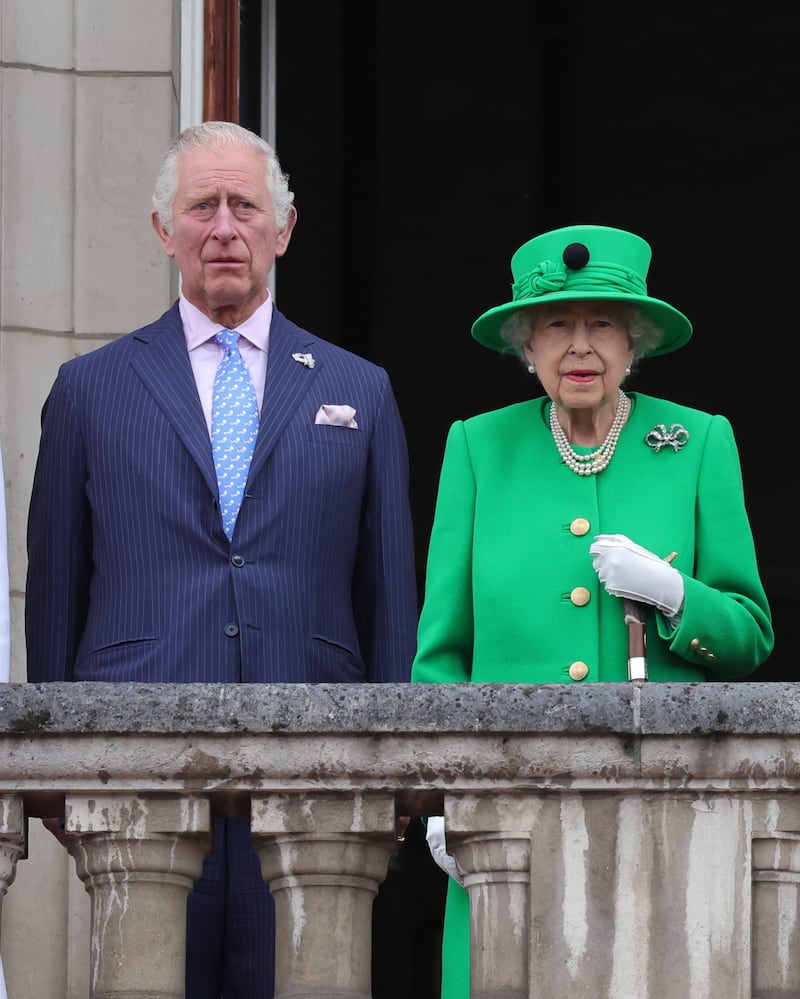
[
  {"x1": 151, "y1": 211, "x2": 175, "y2": 258},
  {"x1": 275, "y1": 205, "x2": 298, "y2": 258}
]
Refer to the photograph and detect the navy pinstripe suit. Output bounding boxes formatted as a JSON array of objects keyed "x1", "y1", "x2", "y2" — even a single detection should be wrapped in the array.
[{"x1": 25, "y1": 302, "x2": 418, "y2": 995}]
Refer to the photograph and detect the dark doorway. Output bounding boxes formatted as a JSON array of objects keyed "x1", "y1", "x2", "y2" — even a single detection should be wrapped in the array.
[
  {"x1": 253, "y1": 0, "x2": 795, "y2": 684},
  {"x1": 239, "y1": 3, "x2": 798, "y2": 995}
]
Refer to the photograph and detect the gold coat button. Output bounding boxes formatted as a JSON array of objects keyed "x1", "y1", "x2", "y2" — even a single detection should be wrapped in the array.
[
  {"x1": 689, "y1": 638, "x2": 701, "y2": 651},
  {"x1": 570, "y1": 518, "x2": 591, "y2": 537},
  {"x1": 569, "y1": 661, "x2": 589, "y2": 681},
  {"x1": 570, "y1": 586, "x2": 591, "y2": 607}
]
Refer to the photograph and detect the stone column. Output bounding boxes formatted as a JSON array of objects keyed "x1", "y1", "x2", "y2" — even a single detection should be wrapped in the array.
[
  {"x1": 0, "y1": 796, "x2": 25, "y2": 942},
  {"x1": 251, "y1": 792, "x2": 397, "y2": 999},
  {"x1": 65, "y1": 793, "x2": 211, "y2": 999},
  {"x1": 446, "y1": 794, "x2": 532, "y2": 999},
  {"x1": 752, "y1": 832, "x2": 800, "y2": 999}
]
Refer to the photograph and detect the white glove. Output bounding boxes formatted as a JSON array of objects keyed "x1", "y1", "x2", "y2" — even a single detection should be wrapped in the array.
[
  {"x1": 425, "y1": 816, "x2": 465, "y2": 886},
  {"x1": 589, "y1": 533, "x2": 684, "y2": 619}
]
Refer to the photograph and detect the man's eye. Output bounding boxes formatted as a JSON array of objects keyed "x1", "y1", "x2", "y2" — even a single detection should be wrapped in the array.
[{"x1": 238, "y1": 201, "x2": 253, "y2": 209}]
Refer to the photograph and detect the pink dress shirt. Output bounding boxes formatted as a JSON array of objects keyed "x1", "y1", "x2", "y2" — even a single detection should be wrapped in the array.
[{"x1": 179, "y1": 295, "x2": 273, "y2": 435}]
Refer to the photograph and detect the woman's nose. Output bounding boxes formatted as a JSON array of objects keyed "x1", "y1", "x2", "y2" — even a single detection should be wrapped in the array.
[{"x1": 568, "y1": 325, "x2": 593, "y2": 353}]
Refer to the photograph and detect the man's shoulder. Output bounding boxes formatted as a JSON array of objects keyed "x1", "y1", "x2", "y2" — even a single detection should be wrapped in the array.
[
  {"x1": 129, "y1": 301, "x2": 183, "y2": 340},
  {"x1": 271, "y1": 308, "x2": 387, "y2": 376},
  {"x1": 59, "y1": 304, "x2": 183, "y2": 371}
]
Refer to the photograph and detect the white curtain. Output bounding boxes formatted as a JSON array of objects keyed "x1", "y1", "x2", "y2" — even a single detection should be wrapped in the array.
[{"x1": 0, "y1": 443, "x2": 10, "y2": 999}]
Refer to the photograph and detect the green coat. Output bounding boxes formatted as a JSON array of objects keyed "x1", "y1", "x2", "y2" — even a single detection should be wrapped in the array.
[{"x1": 411, "y1": 392, "x2": 774, "y2": 999}]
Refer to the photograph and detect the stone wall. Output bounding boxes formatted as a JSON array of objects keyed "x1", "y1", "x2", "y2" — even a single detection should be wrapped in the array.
[
  {"x1": 0, "y1": 2, "x2": 178, "y2": 992},
  {"x1": 2, "y1": 681, "x2": 800, "y2": 998}
]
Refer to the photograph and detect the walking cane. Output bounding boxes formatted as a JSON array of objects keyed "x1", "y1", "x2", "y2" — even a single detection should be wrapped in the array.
[{"x1": 624, "y1": 551, "x2": 677, "y2": 682}]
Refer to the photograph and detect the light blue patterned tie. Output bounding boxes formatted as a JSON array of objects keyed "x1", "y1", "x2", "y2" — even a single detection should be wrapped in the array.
[{"x1": 211, "y1": 329, "x2": 259, "y2": 540}]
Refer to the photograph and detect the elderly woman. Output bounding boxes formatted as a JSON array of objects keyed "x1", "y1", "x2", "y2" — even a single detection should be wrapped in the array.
[{"x1": 411, "y1": 224, "x2": 774, "y2": 999}]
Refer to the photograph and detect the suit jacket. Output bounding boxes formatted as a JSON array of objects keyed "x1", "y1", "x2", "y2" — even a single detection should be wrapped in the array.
[
  {"x1": 26, "y1": 303, "x2": 418, "y2": 684},
  {"x1": 412, "y1": 392, "x2": 774, "y2": 686}
]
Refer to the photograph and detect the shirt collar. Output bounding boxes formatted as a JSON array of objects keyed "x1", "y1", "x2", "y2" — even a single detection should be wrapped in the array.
[{"x1": 179, "y1": 294, "x2": 274, "y2": 352}]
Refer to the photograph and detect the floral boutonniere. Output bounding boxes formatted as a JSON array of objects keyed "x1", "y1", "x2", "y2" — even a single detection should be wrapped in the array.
[{"x1": 645, "y1": 423, "x2": 690, "y2": 453}]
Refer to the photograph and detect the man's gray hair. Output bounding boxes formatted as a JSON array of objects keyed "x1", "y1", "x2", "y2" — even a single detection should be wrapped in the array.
[{"x1": 152, "y1": 121, "x2": 295, "y2": 234}]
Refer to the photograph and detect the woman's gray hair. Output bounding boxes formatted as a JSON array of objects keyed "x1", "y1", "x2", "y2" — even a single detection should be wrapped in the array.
[
  {"x1": 152, "y1": 121, "x2": 295, "y2": 234},
  {"x1": 498, "y1": 302, "x2": 664, "y2": 367}
]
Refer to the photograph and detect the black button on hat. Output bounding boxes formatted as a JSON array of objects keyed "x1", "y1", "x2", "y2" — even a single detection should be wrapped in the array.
[{"x1": 562, "y1": 242, "x2": 590, "y2": 270}]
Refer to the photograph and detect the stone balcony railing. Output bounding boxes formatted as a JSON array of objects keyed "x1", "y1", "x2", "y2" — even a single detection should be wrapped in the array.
[{"x1": 1, "y1": 681, "x2": 799, "y2": 999}]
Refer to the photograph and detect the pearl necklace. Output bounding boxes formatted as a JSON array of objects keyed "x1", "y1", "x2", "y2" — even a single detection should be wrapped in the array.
[{"x1": 549, "y1": 389, "x2": 630, "y2": 476}]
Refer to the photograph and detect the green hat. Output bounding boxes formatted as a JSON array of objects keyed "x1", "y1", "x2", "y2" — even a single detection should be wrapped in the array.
[{"x1": 471, "y1": 224, "x2": 692, "y2": 358}]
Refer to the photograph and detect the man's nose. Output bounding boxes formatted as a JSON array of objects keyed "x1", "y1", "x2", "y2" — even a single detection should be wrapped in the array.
[{"x1": 213, "y1": 202, "x2": 236, "y2": 240}]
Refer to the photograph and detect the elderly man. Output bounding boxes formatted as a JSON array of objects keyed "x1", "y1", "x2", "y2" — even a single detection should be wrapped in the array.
[{"x1": 25, "y1": 121, "x2": 418, "y2": 998}]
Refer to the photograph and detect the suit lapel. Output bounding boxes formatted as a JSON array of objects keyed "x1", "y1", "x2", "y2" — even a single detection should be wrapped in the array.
[
  {"x1": 127, "y1": 305, "x2": 320, "y2": 494},
  {"x1": 129, "y1": 304, "x2": 219, "y2": 496},
  {"x1": 248, "y1": 309, "x2": 319, "y2": 480}
]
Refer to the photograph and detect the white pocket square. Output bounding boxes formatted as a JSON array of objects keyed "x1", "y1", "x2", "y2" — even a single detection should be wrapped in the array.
[{"x1": 314, "y1": 404, "x2": 359, "y2": 429}]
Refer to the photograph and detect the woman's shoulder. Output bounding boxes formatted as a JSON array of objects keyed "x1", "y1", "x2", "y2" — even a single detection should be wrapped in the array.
[
  {"x1": 629, "y1": 394, "x2": 738, "y2": 453},
  {"x1": 461, "y1": 397, "x2": 548, "y2": 432},
  {"x1": 630, "y1": 393, "x2": 727, "y2": 426}
]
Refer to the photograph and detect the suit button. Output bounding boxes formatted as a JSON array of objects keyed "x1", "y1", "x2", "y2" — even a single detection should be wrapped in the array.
[
  {"x1": 568, "y1": 661, "x2": 589, "y2": 681},
  {"x1": 690, "y1": 638, "x2": 701, "y2": 651},
  {"x1": 570, "y1": 518, "x2": 590, "y2": 536},
  {"x1": 224, "y1": 623, "x2": 239, "y2": 637},
  {"x1": 570, "y1": 586, "x2": 591, "y2": 607},
  {"x1": 231, "y1": 554, "x2": 245, "y2": 567}
]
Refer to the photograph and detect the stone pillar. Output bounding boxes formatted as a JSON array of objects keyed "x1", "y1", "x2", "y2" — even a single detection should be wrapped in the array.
[
  {"x1": 65, "y1": 793, "x2": 211, "y2": 999},
  {"x1": 251, "y1": 792, "x2": 397, "y2": 999},
  {"x1": 752, "y1": 832, "x2": 800, "y2": 999},
  {"x1": 0, "y1": 796, "x2": 25, "y2": 941},
  {"x1": 446, "y1": 794, "x2": 532, "y2": 999}
]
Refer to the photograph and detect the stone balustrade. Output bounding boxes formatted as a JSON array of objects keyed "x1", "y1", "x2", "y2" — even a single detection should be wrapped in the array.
[{"x1": 1, "y1": 681, "x2": 800, "y2": 999}]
